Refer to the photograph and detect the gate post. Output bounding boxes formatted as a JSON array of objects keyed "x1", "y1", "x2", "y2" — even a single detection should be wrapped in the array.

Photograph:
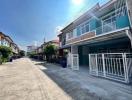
[
  {"x1": 102, "y1": 54, "x2": 106, "y2": 77},
  {"x1": 89, "y1": 54, "x2": 91, "y2": 74},
  {"x1": 123, "y1": 53, "x2": 129, "y2": 83},
  {"x1": 95, "y1": 54, "x2": 98, "y2": 76}
]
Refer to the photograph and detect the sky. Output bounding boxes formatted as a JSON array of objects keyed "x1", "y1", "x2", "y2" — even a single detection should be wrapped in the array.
[{"x1": 0, "y1": 0, "x2": 108, "y2": 50}]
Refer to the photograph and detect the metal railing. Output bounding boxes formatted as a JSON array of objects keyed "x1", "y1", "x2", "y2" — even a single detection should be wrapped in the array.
[
  {"x1": 96, "y1": 21, "x2": 117, "y2": 35},
  {"x1": 89, "y1": 53, "x2": 132, "y2": 83}
]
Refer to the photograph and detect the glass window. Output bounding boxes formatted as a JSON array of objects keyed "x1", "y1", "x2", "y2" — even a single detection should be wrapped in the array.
[
  {"x1": 77, "y1": 26, "x2": 81, "y2": 36},
  {"x1": 82, "y1": 25, "x2": 86, "y2": 34},
  {"x1": 73, "y1": 29, "x2": 77, "y2": 37},
  {"x1": 103, "y1": 18, "x2": 111, "y2": 25},
  {"x1": 85, "y1": 23, "x2": 89, "y2": 32},
  {"x1": 76, "y1": 20, "x2": 90, "y2": 36}
]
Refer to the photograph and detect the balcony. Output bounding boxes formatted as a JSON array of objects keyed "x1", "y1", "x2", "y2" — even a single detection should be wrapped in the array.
[
  {"x1": 65, "y1": 17, "x2": 129, "y2": 45},
  {"x1": 64, "y1": 10, "x2": 130, "y2": 45},
  {"x1": 66, "y1": 31, "x2": 96, "y2": 45},
  {"x1": 65, "y1": 22, "x2": 116, "y2": 45}
]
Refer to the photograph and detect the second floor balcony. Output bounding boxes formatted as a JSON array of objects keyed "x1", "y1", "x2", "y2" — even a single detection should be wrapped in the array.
[{"x1": 64, "y1": 14, "x2": 130, "y2": 46}]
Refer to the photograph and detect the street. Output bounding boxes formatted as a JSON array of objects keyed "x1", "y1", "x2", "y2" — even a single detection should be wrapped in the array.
[
  {"x1": 0, "y1": 58, "x2": 132, "y2": 100},
  {"x1": 0, "y1": 58, "x2": 72, "y2": 100}
]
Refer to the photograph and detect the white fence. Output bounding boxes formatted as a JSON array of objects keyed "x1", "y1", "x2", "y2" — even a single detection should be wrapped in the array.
[
  {"x1": 67, "y1": 53, "x2": 79, "y2": 70},
  {"x1": 89, "y1": 53, "x2": 132, "y2": 83}
]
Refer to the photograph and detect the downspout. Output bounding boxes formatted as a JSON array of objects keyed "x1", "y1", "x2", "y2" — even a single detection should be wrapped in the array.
[{"x1": 125, "y1": 0, "x2": 132, "y2": 47}]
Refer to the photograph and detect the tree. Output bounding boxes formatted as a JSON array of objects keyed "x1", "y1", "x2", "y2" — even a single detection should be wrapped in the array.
[
  {"x1": 19, "y1": 50, "x2": 25, "y2": 57},
  {"x1": 0, "y1": 46, "x2": 12, "y2": 62},
  {"x1": 27, "y1": 51, "x2": 37, "y2": 58},
  {"x1": 43, "y1": 44, "x2": 57, "y2": 62}
]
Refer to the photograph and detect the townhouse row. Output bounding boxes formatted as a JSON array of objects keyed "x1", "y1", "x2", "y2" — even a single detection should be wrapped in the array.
[
  {"x1": 0, "y1": 32, "x2": 19, "y2": 54},
  {"x1": 27, "y1": 40, "x2": 59, "y2": 60},
  {"x1": 58, "y1": 0, "x2": 132, "y2": 83}
]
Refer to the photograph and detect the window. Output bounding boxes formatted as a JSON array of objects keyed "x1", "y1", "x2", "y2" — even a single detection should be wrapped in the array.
[
  {"x1": 85, "y1": 22, "x2": 90, "y2": 32},
  {"x1": 77, "y1": 26, "x2": 81, "y2": 36},
  {"x1": 66, "y1": 32, "x2": 73, "y2": 40},
  {"x1": 103, "y1": 14, "x2": 116, "y2": 33},
  {"x1": 81, "y1": 25, "x2": 86, "y2": 34},
  {"x1": 76, "y1": 21, "x2": 90, "y2": 36}
]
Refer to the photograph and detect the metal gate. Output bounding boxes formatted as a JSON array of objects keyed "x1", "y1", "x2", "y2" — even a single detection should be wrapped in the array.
[
  {"x1": 89, "y1": 53, "x2": 132, "y2": 83},
  {"x1": 71, "y1": 54, "x2": 79, "y2": 70},
  {"x1": 67, "y1": 53, "x2": 79, "y2": 70}
]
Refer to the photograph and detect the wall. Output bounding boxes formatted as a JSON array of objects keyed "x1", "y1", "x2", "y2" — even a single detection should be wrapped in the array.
[{"x1": 116, "y1": 15, "x2": 130, "y2": 29}]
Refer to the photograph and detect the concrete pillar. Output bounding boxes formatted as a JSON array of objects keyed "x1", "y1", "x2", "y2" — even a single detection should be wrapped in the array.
[
  {"x1": 71, "y1": 45, "x2": 78, "y2": 54},
  {"x1": 126, "y1": 0, "x2": 132, "y2": 28},
  {"x1": 126, "y1": 0, "x2": 132, "y2": 47}
]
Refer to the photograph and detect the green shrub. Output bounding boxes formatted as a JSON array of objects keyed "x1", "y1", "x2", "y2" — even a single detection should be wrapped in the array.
[
  {"x1": 19, "y1": 50, "x2": 25, "y2": 57},
  {"x1": 0, "y1": 46, "x2": 12, "y2": 63}
]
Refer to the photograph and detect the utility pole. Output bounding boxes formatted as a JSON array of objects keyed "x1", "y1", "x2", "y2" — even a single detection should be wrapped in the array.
[
  {"x1": 43, "y1": 37, "x2": 46, "y2": 43},
  {"x1": 43, "y1": 33, "x2": 46, "y2": 44}
]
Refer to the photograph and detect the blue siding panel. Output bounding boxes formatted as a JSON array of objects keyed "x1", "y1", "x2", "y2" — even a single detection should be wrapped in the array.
[{"x1": 116, "y1": 15, "x2": 130, "y2": 29}]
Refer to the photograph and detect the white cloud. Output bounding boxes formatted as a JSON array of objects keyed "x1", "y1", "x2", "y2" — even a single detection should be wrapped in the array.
[
  {"x1": 55, "y1": 26, "x2": 63, "y2": 34},
  {"x1": 19, "y1": 45, "x2": 27, "y2": 51}
]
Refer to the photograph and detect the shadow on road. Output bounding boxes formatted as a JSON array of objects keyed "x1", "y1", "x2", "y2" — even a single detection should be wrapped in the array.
[
  {"x1": 31, "y1": 58, "x2": 132, "y2": 100},
  {"x1": 31, "y1": 59, "x2": 102, "y2": 100}
]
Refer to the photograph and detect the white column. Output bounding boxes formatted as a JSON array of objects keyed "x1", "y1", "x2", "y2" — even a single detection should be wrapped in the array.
[
  {"x1": 126, "y1": 30, "x2": 132, "y2": 48},
  {"x1": 95, "y1": 54, "x2": 98, "y2": 76},
  {"x1": 126, "y1": 0, "x2": 132, "y2": 28},
  {"x1": 71, "y1": 45, "x2": 78, "y2": 54},
  {"x1": 71, "y1": 45, "x2": 79, "y2": 70},
  {"x1": 102, "y1": 54, "x2": 106, "y2": 77}
]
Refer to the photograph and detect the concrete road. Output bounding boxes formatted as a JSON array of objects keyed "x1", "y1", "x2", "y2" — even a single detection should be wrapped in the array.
[
  {"x1": 0, "y1": 58, "x2": 72, "y2": 100},
  {"x1": 0, "y1": 58, "x2": 132, "y2": 100}
]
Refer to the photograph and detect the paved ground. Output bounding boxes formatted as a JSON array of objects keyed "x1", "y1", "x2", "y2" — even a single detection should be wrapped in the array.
[{"x1": 0, "y1": 58, "x2": 132, "y2": 100}]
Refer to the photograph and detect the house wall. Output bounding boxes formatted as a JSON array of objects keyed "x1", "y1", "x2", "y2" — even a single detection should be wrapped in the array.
[{"x1": 116, "y1": 15, "x2": 130, "y2": 29}]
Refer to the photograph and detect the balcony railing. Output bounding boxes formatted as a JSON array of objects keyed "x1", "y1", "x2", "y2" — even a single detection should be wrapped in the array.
[
  {"x1": 96, "y1": 21, "x2": 117, "y2": 35},
  {"x1": 65, "y1": 21, "x2": 117, "y2": 45}
]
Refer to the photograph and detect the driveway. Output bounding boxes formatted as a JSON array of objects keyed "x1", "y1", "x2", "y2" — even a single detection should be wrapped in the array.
[{"x1": 0, "y1": 58, "x2": 132, "y2": 100}]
